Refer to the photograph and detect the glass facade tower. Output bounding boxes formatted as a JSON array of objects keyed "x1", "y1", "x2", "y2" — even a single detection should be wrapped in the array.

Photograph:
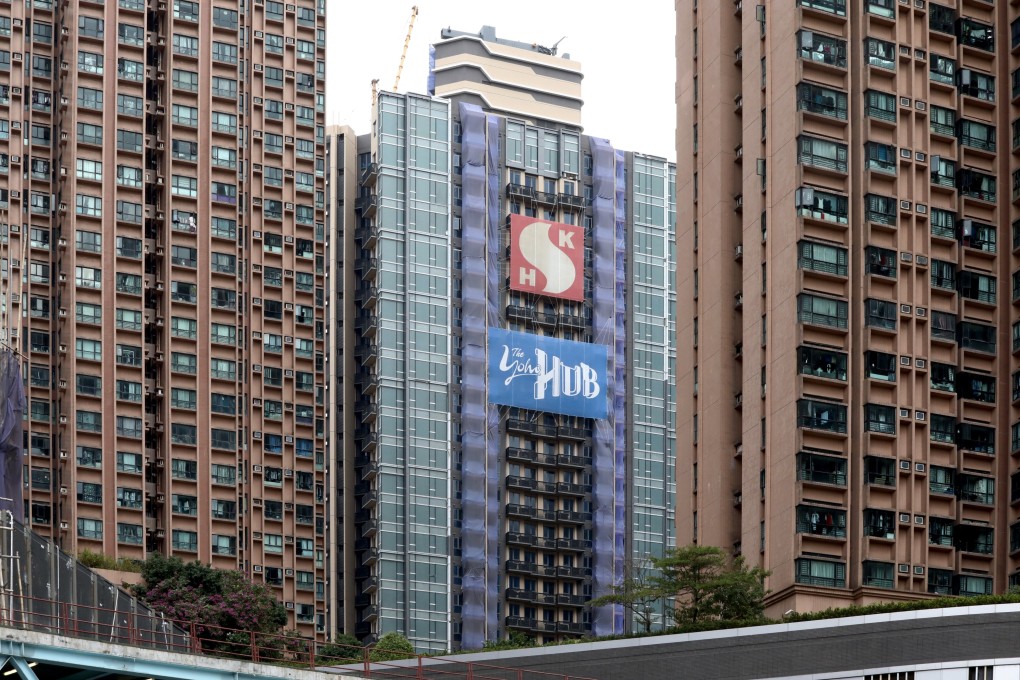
[{"x1": 332, "y1": 39, "x2": 675, "y2": 647}]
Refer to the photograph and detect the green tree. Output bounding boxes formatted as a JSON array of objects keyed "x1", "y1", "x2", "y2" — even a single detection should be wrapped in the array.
[
  {"x1": 317, "y1": 634, "x2": 365, "y2": 665},
  {"x1": 591, "y1": 545, "x2": 770, "y2": 629},
  {"x1": 589, "y1": 558, "x2": 663, "y2": 633},
  {"x1": 370, "y1": 632, "x2": 416, "y2": 662}
]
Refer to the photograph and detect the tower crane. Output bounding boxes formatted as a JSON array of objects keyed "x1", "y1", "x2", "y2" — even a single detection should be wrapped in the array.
[{"x1": 393, "y1": 6, "x2": 419, "y2": 91}]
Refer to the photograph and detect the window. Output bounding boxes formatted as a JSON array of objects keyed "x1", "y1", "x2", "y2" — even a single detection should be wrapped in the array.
[
  {"x1": 797, "y1": 399, "x2": 847, "y2": 433},
  {"x1": 77, "y1": 519, "x2": 103, "y2": 540},
  {"x1": 117, "y1": 165, "x2": 142, "y2": 188},
  {"x1": 865, "y1": 142, "x2": 896, "y2": 174},
  {"x1": 117, "y1": 452, "x2": 142, "y2": 473},
  {"x1": 117, "y1": 416, "x2": 142, "y2": 438},
  {"x1": 958, "y1": 474, "x2": 994, "y2": 505},
  {"x1": 77, "y1": 482, "x2": 102, "y2": 504},
  {"x1": 958, "y1": 168, "x2": 996, "y2": 202},
  {"x1": 930, "y1": 106, "x2": 956, "y2": 137},
  {"x1": 211, "y1": 429, "x2": 235, "y2": 450},
  {"x1": 212, "y1": 464, "x2": 236, "y2": 486},
  {"x1": 172, "y1": 68, "x2": 199, "y2": 92},
  {"x1": 172, "y1": 530, "x2": 198, "y2": 552},
  {"x1": 862, "y1": 561, "x2": 894, "y2": 588},
  {"x1": 864, "y1": 298, "x2": 897, "y2": 330},
  {"x1": 118, "y1": 58, "x2": 143, "y2": 81},
  {"x1": 78, "y1": 16, "x2": 105, "y2": 39},
  {"x1": 77, "y1": 446, "x2": 102, "y2": 468},
  {"x1": 864, "y1": 457, "x2": 896, "y2": 486},
  {"x1": 75, "y1": 195, "x2": 102, "y2": 217},
  {"x1": 172, "y1": 494, "x2": 198, "y2": 516},
  {"x1": 211, "y1": 499, "x2": 237, "y2": 520},
  {"x1": 117, "y1": 487, "x2": 142, "y2": 509},
  {"x1": 172, "y1": 459, "x2": 197, "y2": 480},
  {"x1": 171, "y1": 352, "x2": 197, "y2": 374},
  {"x1": 212, "y1": 535, "x2": 237, "y2": 555},
  {"x1": 264, "y1": 534, "x2": 283, "y2": 553},
  {"x1": 931, "y1": 260, "x2": 956, "y2": 289},
  {"x1": 864, "y1": 89, "x2": 896, "y2": 123},
  {"x1": 117, "y1": 94, "x2": 143, "y2": 117},
  {"x1": 76, "y1": 339, "x2": 102, "y2": 362},
  {"x1": 960, "y1": 119, "x2": 996, "y2": 152},
  {"x1": 930, "y1": 54, "x2": 956, "y2": 85},
  {"x1": 864, "y1": 404, "x2": 896, "y2": 434},
  {"x1": 78, "y1": 51, "x2": 104, "y2": 75},
  {"x1": 959, "y1": 69, "x2": 995, "y2": 102},
  {"x1": 172, "y1": 104, "x2": 198, "y2": 127},
  {"x1": 75, "y1": 230, "x2": 102, "y2": 253},
  {"x1": 865, "y1": 37, "x2": 895, "y2": 70},
  {"x1": 171, "y1": 388, "x2": 196, "y2": 410},
  {"x1": 116, "y1": 344, "x2": 141, "y2": 366},
  {"x1": 959, "y1": 321, "x2": 995, "y2": 354},
  {"x1": 796, "y1": 187, "x2": 848, "y2": 223},
  {"x1": 865, "y1": 351, "x2": 896, "y2": 382},
  {"x1": 171, "y1": 424, "x2": 197, "y2": 445},
  {"x1": 796, "y1": 505, "x2": 847, "y2": 537},
  {"x1": 118, "y1": 523, "x2": 143, "y2": 545},
  {"x1": 798, "y1": 240, "x2": 847, "y2": 276},
  {"x1": 116, "y1": 129, "x2": 143, "y2": 153},
  {"x1": 173, "y1": 34, "x2": 199, "y2": 56},
  {"x1": 798, "y1": 135, "x2": 848, "y2": 172},
  {"x1": 118, "y1": 23, "x2": 144, "y2": 46},
  {"x1": 212, "y1": 42, "x2": 238, "y2": 64},
  {"x1": 795, "y1": 558, "x2": 845, "y2": 587},
  {"x1": 863, "y1": 509, "x2": 895, "y2": 539},
  {"x1": 958, "y1": 271, "x2": 996, "y2": 304},
  {"x1": 798, "y1": 293, "x2": 848, "y2": 329},
  {"x1": 211, "y1": 324, "x2": 237, "y2": 346}
]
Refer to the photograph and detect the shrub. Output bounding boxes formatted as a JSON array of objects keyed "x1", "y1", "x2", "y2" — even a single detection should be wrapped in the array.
[{"x1": 370, "y1": 632, "x2": 416, "y2": 662}]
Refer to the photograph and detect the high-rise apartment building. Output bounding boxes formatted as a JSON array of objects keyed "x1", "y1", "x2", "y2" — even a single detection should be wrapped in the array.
[
  {"x1": 679, "y1": 0, "x2": 1020, "y2": 613},
  {"x1": 330, "y1": 27, "x2": 676, "y2": 651},
  {"x1": 0, "y1": 0, "x2": 329, "y2": 633}
]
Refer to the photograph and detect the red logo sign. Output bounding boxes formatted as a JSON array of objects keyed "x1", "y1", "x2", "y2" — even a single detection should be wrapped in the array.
[{"x1": 509, "y1": 215, "x2": 584, "y2": 301}]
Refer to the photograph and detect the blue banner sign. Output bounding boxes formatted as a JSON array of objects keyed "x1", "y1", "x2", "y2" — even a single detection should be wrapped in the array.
[{"x1": 488, "y1": 328, "x2": 608, "y2": 419}]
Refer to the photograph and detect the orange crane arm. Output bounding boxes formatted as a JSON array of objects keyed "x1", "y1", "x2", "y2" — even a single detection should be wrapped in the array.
[{"x1": 393, "y1": 5, "x2": 419, "y2": 91}]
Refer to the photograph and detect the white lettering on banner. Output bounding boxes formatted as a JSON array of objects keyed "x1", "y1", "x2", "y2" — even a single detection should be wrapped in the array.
[{"x1": 497, "y1": 345, "x2": 601, "y2": 400}]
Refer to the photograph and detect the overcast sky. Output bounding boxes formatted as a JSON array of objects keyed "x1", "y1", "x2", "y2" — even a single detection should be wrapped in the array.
[{"x1": 326, "y1": 0, "x2": 677, "y2": 160}]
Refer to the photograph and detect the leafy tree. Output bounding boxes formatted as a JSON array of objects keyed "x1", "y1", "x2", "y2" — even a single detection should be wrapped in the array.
[
  {"x1": 482, "y1": 630, "x2": 537, "y2": 650},
  {"x1": 589, "y1": 558, "x2": 663, "y2": 633},
  {"x1": 132, "y1": 554, "x2": 287, "y2": 655},
  {"x1": 370, "y1": 631, "x2": 416, "y2": 662},
  {"x1": 317, "y1": 634, "x2": 365, "y2": 664},
  {"x1": 591, "y1": 545, "x2": 770, "y2": 629}
]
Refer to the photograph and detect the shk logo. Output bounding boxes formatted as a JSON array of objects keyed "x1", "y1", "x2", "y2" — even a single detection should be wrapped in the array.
[{"x1": 509, "y1": 215, "x2": 585, "y2": 301}]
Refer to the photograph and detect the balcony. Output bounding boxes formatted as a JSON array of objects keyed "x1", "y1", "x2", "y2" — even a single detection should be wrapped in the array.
[
  {"x1": 506, "y1": 504, "x2": 538, "y2": 520},
  {"x1": 360, "y1": 162, "x2": 378, "y2": 186},
  {"x1": 355, "y1": 342, "x2": 378, "y2": 367},
  {"x1": 355, "y1": 194, "x2": 378, "y2": 218},
  {"x1": 557, "y1": 425, "x2": 588, "y2": 441},
  {"x1": 506, "y1": 305, "x2": 536, "y2": 323},
  {"x1": 505, "y1": 589, "x2": 556, "y2": 606},
  {"x1": 556, "y1": 538, "x2": 591, "y2": 552},
  {"x1": 559, "y1": 193, "x2": 586, "y2": 210},
  {"x1": 556, "y1": 510, "x2": 592, "y2": 524},
  {"x1": 355, "y1": 225, "x2": 378, "y2": 249},
  {"x1": 559, "y1": 313, "x2": 587, "y2": 330},
  {"x1": 506, "y1": 475, "x2": 538, "y2": 492},
  {"x1": 505, "y1": 617, "x2": 557, "y2": 634},
  {"x1": 357, "y1": 285, "x2": 379, "y2": 307},
  {"x1": 558, "y1": 454, "x2": 591, "y2": 469},
  {"x1": 556, "y1": 482, "x2": 589, "y2": 497},
  {"x1": 535, "y1": 191, "x2": 557, "y2": 206},
  {"x1": 556, "y1": 566, "x2": 591, "y2": 580},
  {"x1": 506, "y1": 183, "x2": 536, "y2": 201},
  {"x1": 355, "y1": 257, "x2": 378, "y2": 279}
]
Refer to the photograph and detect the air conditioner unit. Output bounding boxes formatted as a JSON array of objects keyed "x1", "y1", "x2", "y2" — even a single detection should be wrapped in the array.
[
  {"x1": 285, "y1": 568, "x2": 294, "y2": 576},
  {"x1": 285, "y1": 602, "x2": 294, "y2": 610},
  {"x1": 156, "y1": 529, "x2": 165, "y2": 537},
  {"x1": 253, "y1": 465, "x2": 263, "y2": 473},
  {"x1": 253, "y1": 564, "x2": 263, "y2": 572},
  {"x1": 899, "y1": 460, "x2": 910, "y2": 470},
  {"x1": 284, "y1": 469, "x2": 293, "y2": 477},
  {"x1": 59, "y1": 486, "x2": 67, "y2": 495},
  {"x1": 58, "y1": 450, "x2": 67, "y2": 459},
  {"x1": 58, "y1": 379, "x2": 67, "y2": 389}
]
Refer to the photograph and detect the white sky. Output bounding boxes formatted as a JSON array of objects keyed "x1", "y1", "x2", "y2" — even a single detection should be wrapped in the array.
[{"x1": 326, "y1": 0, "x2": 677, "y2": 160}]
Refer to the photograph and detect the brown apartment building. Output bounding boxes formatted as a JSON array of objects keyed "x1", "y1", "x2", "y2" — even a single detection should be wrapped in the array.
[
  {"x1": 0, "y1": 0, "x2": 329, "y2": 633},
  {"x1": 678, "y1": 0, "x2": 1020, "y2": 614}
]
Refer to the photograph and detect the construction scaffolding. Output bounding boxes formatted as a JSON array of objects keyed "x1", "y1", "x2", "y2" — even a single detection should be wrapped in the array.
[{"x1": 0, "y1": 510, "x2": 190, "y2": 651}]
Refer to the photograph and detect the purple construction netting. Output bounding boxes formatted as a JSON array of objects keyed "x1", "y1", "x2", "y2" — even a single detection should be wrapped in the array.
[
  {"x1": 427, "y1": 45, "x2": 436, "y2": 96},
  {"x1": 484, "y1": 112, "x2": 502, "y2": 643},
  {"x1": 613, "y1": 150, "x2": 627, "y2": 635},
  {"x1": 589, "y1": 138, "x2": 621, "y2": 636},
  {"x1": 0, "y1": 349, "x2": 25, "y2": 521},
  {"x1": 458, "y1": 101, "x2": 489, "y2": 650}
]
